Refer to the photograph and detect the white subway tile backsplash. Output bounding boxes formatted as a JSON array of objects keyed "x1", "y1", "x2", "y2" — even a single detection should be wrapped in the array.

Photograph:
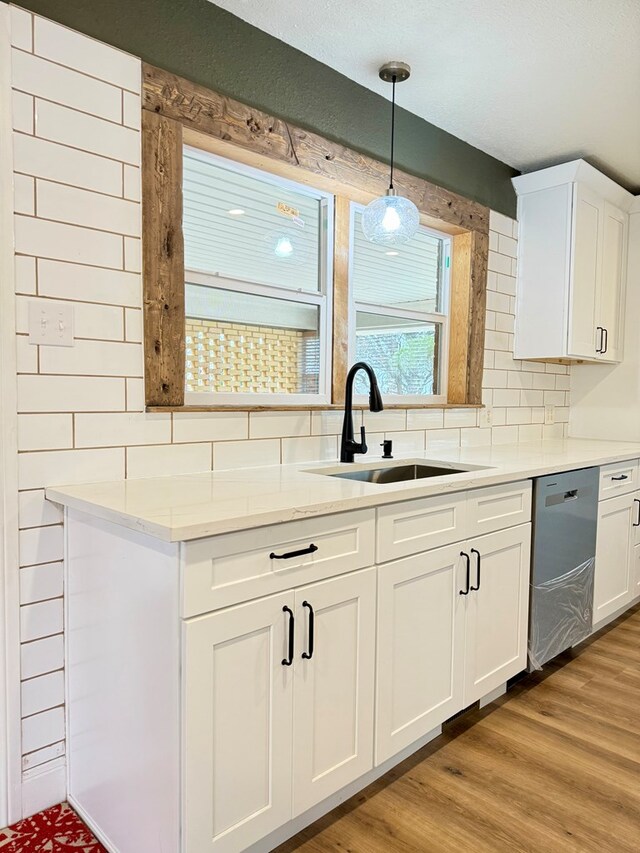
[
  {"x1": 124, "y1": 308, "x2": 142, "y2": 342},
  {"x1": 425, "y1": 428, "x2": 461, "y2": 450},
  {"x1": 37, "y1": 259, "x2": 141, "y2": 307},
  {"x1": 443, "y1": 408, "x2": 477, "y2": 429},
  {"x1": 18, "y1": 375, "x2": 126, "y2": 413},
  {"x1": 126, "y1": 377, "x2": 145, "y2": 412},
  {"x1": 250, "y1": 411, "x2": 311, "y2": 439},
  {"x1": 123, "y1": 165, "x2": 141, "y2": 201},
  {"x1": 16, "y1": 336, "x2": 38, "y2": 374},
  {"x1": 22, "y1": 707, "x2": 65, "y2": 753},
  {"x1": 18, "y1": 414, "x2": 73, "y2": 451},
  {"x1": 506, "y1": 407, "x2": 532, "y2": 425},
  {"x1": 493, "y1": 388, "x2": 520, "y2": 408},
  {"x1": 75, "y1": 412, "x2": 171, "y2": 448},
  {"x1": 461, "y1": 427, "x2": 492, "y2": 447},
  {"x1": 20, "y1": 599, "x2": 63, "y2": 643},
  {"x1": 518, "y1": 424, "x2": 543, "y2": 442},
  {"x1": 36, "y1": 179, "x2": 140, "y2": 236},
  {"x1": 122, "y1": 91, "x2": 141, "y2": 129},
  {"x1": 14, "y1": 173, "x2": 35, "y2": 215},
  {"x1": 363, "y1": 409, "x2": 406, "y2": 433},
  {"x1": 10, "y1": 7, "x2": 33, "y2": 51},
  {"x1": 18, "y1": 447, "x2": 125, "y2": 490},
  {"x1": 21, "y1": 672, "x2": 65, "y2": 719},
  {"x1": 73, "y1": 302, "x2": 124, "y2": 341},
  {"x1": 20, "y1": 562, "x2": 64, "y2": 605},
  {"x1": 22, "y1": 741, "x2": 65, "y2": 772},
  {"x1": 488, "y1": 251, "x2": 512, "y2": 275},
  {"x1": 19, "y1": 525, "x2": 64, "y2": 567},
  {"x1": 384, "y1": 430, "x2": 425, "y2": 454},
  {"x1": 35, "y1": 99, "x2": 139, "y2": 164},
  {"x1": 213, "y1": 438, "x2": 281, "y2": 470},
  {"x1": 489, "y1": 211, "x2": 516, "y2": 237},
  {"x1": 13, "y1": 48, "x2": 122, "y2": 122},
  {"x1": 14, "y1": 134, "x2": 124, "y2": 196},
  {"x1": 12, "y1": 91, "x2": 34, "y2": 133},
  {"x1": 19, "y1": 490, "x2": 64, "y2": 530},
  {"x1": 311, "y1": 409, "x2": 359, "y2": 435},
  {"x1": 406, "y1": 408, "x2": 444, "y2": 430},
  {"x1": 498, "y1": 234, "x2": 517, "y2": 258},
  {"x1": 281, "y1": 435, "x2": 338, "y2": 464},
  {"x1": 15, "y1": 215, "x2": 123, "y2": 268},
  {"x1": 126, "y1": 443, "x2": 211, "y2": 479},
  {"x1": 34, "y1": 16, "x2": 141, "y2": 92},
  {"x1": 21, "y1": 635, "x2": 64, "y2": 680},
  {"x1": 15, "y1": 255, "x2": 37, "y2": 295},
  {"x1": 123, "y1": 236, "x2": 141, "y2": 272},
  {"x1": 173, "y1": 411, "x2": 248, "y2": 443},
  {"x1": 39, "y1": 339, "x2": 142, "y2": 377},
  {"x1": 491, "y1": 425, "x2": 519, "y2": 444}
]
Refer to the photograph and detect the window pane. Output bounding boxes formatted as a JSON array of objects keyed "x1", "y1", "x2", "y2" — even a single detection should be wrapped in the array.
[
  {"x1": 354, "y1": 312, "x2": 440, "y2": 397},
  {"x1": 352, "y1": 210, "x2": 446, "y2": 313},
  {"x1": 183, "y1": 149, "x2": 324, "y2": 293},
  {"x1": 185, "y1": 284, "x2": 320, "y2": 395}
]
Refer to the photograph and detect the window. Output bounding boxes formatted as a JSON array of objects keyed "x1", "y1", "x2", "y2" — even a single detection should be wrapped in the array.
[
  {"x1": 350, "y1": 205, "x2": 450, "y2": 402},
  {"x1": 182, "y1": 147, "x2": 333, "y2": 405}
]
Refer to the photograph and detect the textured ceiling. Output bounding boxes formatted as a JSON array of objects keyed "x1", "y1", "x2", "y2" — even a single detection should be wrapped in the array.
[{"x1": 210, "y1": 0, "x2": 640, "y2": 191}]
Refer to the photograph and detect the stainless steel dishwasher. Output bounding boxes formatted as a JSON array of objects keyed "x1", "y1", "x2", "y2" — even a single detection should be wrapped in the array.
[{"x1": 528, "y1": 466, "x2": 599, "y2": 670}]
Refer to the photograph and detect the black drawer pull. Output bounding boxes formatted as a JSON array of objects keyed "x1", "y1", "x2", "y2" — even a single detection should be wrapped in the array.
[
  {"x1": 611, "y1": 475, "x2": 628, "y2": 481},
  {"x1": 270, "y1": 543, "x2": 318, "y2": 560},
  {"x1": 596, "y1": 326, "x2": 604, "y2": 353},
  {"x1": 282, "y1": 606, "x2": 294, "y2": 666},
  {"x1": 602, "y1": 327, "x2": 608, "y2": 355},
  {"x1": 302, "y1": 601, "x2": 315, "y2": 660},
  {"x1": 634, "y1": 499, "x2": 640, "y2": 528},
  {"x1": 459, "y1": 552, "x2": 471, "y2": 595},
  {"x1": 470, "y1": 548, "x2": 481, "y2": 591}
]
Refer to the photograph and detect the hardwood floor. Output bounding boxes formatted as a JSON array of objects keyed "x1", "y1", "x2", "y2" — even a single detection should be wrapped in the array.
[{"x1": 277, "y1": 604, "x2": 640, "y2": 853}]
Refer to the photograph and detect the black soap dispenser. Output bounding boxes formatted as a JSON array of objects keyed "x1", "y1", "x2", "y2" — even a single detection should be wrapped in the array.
[{"x1": 381, "y1": 440, "x2": 393, "y2": 459}]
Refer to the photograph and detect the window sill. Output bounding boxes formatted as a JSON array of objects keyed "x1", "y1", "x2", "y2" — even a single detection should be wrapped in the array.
[{"x1": 147, "y1": 403, "x2": 484, "y2": 413}]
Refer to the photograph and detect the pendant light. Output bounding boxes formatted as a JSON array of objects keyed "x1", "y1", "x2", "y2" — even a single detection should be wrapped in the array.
[{"x1": 362, "y1": 61, "x2": 420, "y2": 246}]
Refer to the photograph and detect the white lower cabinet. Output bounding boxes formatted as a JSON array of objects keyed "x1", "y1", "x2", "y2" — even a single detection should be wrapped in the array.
[
  {"x1": 462, "y1": 525, "x2": 531, "y2": 705},
  {"x1": 183, "y1": 568, "x2": 376, "y2": 853},
  {"x1": 376, "y1": 544, "x2": 464, "y2": 764},
  {"x1": 292, "y1": 570, "x2": 376, "y2": 814},
  {"x1": 594, "y1": 491, "x2": 640, "y2": 624},
  {"x1": 375, "y1": 524, "x2": 531, "y2": 764},
  {"x1": 183, "y1": 592, "x2": 295, "y2": 853}
]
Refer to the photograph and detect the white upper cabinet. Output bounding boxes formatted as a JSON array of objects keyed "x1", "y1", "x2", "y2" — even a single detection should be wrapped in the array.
[{"x1": 513, "y1": 160, "x2": 633, "y2": 363}]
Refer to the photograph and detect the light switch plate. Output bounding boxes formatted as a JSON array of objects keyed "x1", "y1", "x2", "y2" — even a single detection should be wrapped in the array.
[
  {"x1": 544, "y1": 405, "x2": 555, "y2": 425},
  {"x1": 479, "y1": 407, "x2": 492, "y2": 428},
  {"x1": 28, "y1": 301, "x2": 74, "y2": 347}
]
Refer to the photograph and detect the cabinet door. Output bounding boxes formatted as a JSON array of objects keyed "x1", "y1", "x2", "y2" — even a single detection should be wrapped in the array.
[
  {"x1": 463, "y1": 524, "x2": 531, "y2": 706},
  {"x1": 292, "y1": 568, "x2": 376, "y2": 815},
  {"x1": 594, "y1": 494, "x2": 634, "y2": 624},
  {"x1": 183, "y1": 593, "x2": 294, "y2": 853},
  {"x1": 568, "y1": 183, "x2": 603, "y2": 358},
  {"x1": 376, "y1": 545, "x2": 465, "y2": 765},
  {"x1": 597, "y1": 202, "x2": 627, "y2": 362}
]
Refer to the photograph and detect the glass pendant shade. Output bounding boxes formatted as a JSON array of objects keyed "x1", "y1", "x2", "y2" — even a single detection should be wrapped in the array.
[{"x1": 361, "y1": 191, "x2": 420, "y2": 246}]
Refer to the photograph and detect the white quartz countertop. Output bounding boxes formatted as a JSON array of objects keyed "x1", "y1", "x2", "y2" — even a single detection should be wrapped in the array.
[{"x1": 46, "y1": 439, "x2": 640, "y2": 542}]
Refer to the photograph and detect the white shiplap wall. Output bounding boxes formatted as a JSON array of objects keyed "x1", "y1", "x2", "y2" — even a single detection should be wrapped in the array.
[{"x1": 5, "y1": 5, "x2": 570, "y2": 818}]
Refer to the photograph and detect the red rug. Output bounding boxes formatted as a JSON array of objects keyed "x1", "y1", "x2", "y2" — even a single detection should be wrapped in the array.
[{"x1": 0, "y1": 802, "x2": 106, "y2": 852}]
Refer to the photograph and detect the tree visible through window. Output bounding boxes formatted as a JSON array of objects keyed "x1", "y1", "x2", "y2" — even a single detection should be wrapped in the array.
[{"x1": 351, "y1": 207, "x2": 450, "y2": 402}]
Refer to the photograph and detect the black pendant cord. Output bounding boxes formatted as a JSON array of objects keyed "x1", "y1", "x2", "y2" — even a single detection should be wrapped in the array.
[{"x1": 389, "y1": 74, "x2": 396, "y2": 191}]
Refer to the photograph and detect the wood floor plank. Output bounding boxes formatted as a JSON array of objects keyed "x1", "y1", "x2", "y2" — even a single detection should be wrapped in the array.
[{"x1": 277, "y1": 604, "x2": 640, "y2": 853}]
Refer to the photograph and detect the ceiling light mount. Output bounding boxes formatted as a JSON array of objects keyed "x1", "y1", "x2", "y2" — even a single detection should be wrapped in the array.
[{"x1": 378, "y1": 61, "x2": 411, "y2": 84}]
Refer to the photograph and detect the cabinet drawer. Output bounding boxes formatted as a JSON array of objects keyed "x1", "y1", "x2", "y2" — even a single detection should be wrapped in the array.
[
  {"x1": 599, "y1": 460, "x2": 639, "y2": 499},
  {"x1": 376, "y1": 492, "x2": 467, "y2": 563},
  {"x1": 181, "y1": 509, "x2": 375, "y2": 616},
  {"x1": 466, "y1": 481, "x2": 532, "y2": 538}
]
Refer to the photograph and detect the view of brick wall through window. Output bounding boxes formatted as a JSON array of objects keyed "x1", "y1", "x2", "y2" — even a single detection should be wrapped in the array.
[
  {"x1": 6, "y1": 5, "x2": 570, "y2": 818},
  {"x1": 185, "y1": 319, "x2": 312, "y2": 394}
]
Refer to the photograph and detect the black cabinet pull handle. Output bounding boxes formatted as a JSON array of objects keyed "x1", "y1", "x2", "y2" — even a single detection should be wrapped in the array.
[
  {"x1": 602, "y1": 327, "x2": 608, "y2": 355},
  {"x1": 270, "y1": 543, "x2": 318, "y2": 560},
  {"x1": 302, "y1": 601, "x2": 314, "y2": 659},
  {"x1": 596, "y1": 326, "x2": 604, "y2": 353},
  {"x1": 281, "y1": 606, "x2": 294, "y2": 666},
  {"x1": 459, "y1": 552, "x2": 471, "y2": 595},
  {"x1": 612, "y1": 474, "x2": 628, "y2": 481},
  {"x1": 634, "y1": 499, "x2": 640, "y2": 528},
  {"x1": 470, "y1": 548, "x2": 481, "y2": 591}
]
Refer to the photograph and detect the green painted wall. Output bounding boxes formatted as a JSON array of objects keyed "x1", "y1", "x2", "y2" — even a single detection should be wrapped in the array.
[{"x1": 6, "y1": 0, "x2": 518, "y2": 215}]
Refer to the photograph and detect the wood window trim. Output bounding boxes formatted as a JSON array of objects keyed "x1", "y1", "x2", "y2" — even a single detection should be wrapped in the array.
[{"x1": 141, "y1": 63, "x2": 489, "y2": 410}]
